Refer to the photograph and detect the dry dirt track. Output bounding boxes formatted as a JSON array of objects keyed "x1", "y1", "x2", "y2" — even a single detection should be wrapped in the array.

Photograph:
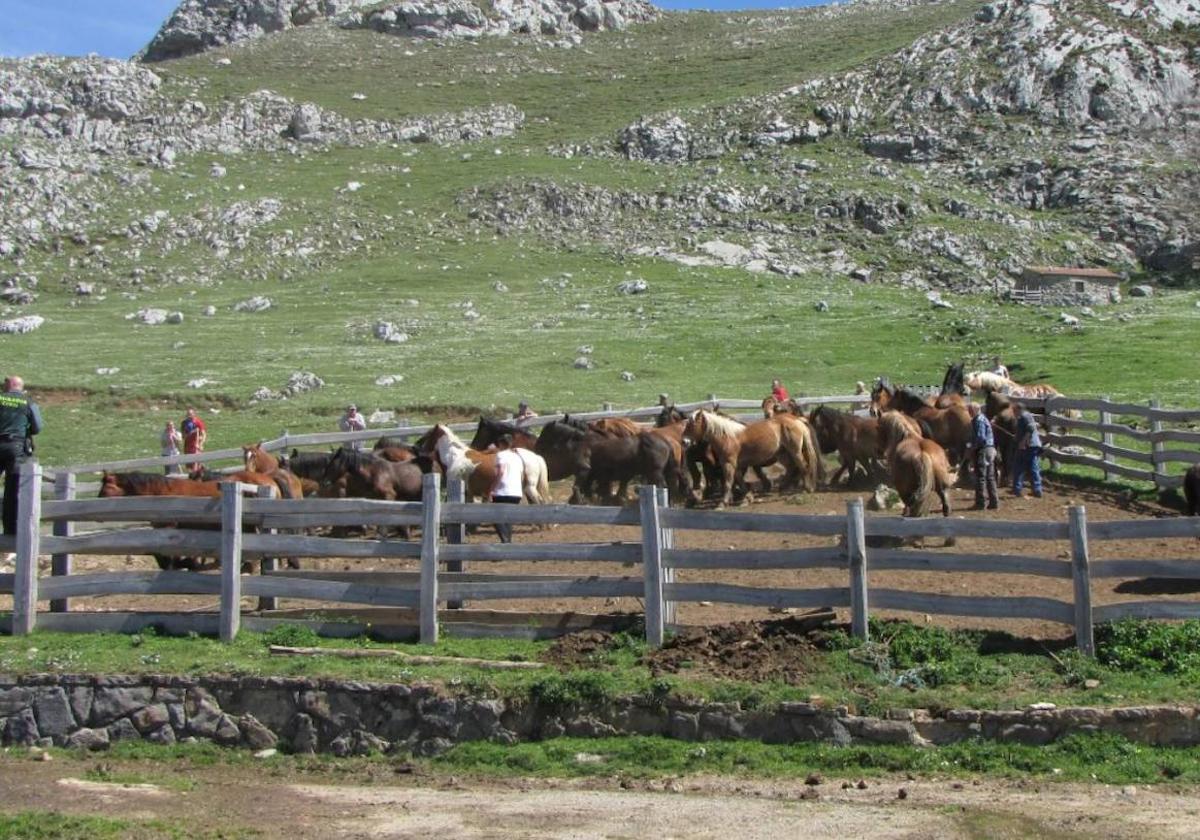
[
  {"x1": 2, "y1": 758, "x2": 1199, "y2": 839},
  {"x1": 7, "y1": 474, "x2": 1196, "y2": 641}
]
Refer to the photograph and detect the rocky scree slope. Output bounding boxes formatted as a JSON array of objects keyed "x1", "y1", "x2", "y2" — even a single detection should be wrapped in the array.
[
  {"x1": 143, "y1": 0, "x2": 659, "y2": 60},
  {"x1": 511, "y1": 0, "x2": 1200, "y2": 287}
]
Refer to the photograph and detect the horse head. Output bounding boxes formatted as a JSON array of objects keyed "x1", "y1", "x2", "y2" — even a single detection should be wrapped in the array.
[
  {"x1": 681, "y1": 409, "x2": 706, "y2": 447},
  {"x1": 98, "y1": 471, "x2": 125, "y2": 497}
]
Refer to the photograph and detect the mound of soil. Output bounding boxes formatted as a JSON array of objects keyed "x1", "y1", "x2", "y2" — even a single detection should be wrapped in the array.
[
  {"x1": 542, "y1": 611, "x2": 836, "y2": 685},
  {"x1": 644, "y1": 615, "x2": 831, "y2": 684}
]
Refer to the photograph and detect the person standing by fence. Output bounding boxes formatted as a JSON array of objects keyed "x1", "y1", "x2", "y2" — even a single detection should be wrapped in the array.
[
  {"x1": 1011, "y1": 401, "x2": 1043, "y2": 498},
  {"x1": 160, "y1": 421, "x2": 183, "y2": 475},
  {"x1": 967, "y1": 403, "x2": 999, "y2": 510},
  {"x1": 181, "y1": 408, "x2": 207, "y2": 472},
  {"x1": 489, "y1": 434, "x2": 524, "y2": 543},
  {"x1": 339, "y1": 404, "x2": 367, "y2": 449},
  {"x1": 0, "y1": 375, "x2": 43, "y2": 537},
  {"x1": 770, "y1": 378, "x2": 789, "y2": 402}
]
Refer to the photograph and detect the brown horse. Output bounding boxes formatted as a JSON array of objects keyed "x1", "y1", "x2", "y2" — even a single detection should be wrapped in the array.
[
  {"x1": 682, "y1": 409, "x2": 821, "y2": 507},
  {"x1": 320, "y1": 446, "x2": 431, "y2": 502},
  {"x1": 97, "y1": 472, "x2": 263, "y2": 571},
  {"x1": 808, "y1": 405, "x2": 882, "y2": 486},
  {"x1": 874, "y1": 382, "x2": 971, "y2": 465},
  {"x1": 878, "y1": 412, "x2": 955, "y2": 518},
  {"x1": 761, "y1": 397, "x2": 790, "y2": 418},
  {"x1": 589, "y1": 417, "x2": 642, "y2": 437},
  {"x1": 242, "y1": 443, "x2": 306, "y2": 499},
  {"x1": 657, "y1": 405, "x2": 720, "y2": 503}
]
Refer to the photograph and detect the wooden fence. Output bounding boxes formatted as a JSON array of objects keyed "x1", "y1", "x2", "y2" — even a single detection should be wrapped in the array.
[
  {"x1": 4, "y1": 463, "x2": 1200, "y2": 652},
  {"x1": 1038, "y1": 396, "x2": 1200, "y2": 491}
]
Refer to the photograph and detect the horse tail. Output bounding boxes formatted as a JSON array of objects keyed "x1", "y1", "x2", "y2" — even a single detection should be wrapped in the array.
[
  {"x1": 272, "y1": 471, "x2": 296, "y2": 500},
  {"x1": 780, "y1": 417, "x2": 818, "y2": 492},
  {"x1": 802, "y1": 418, "x2": 825, "y2": 489},
  {"x1": 911, "y1": 449, "x2": 935, "y2": 518}
]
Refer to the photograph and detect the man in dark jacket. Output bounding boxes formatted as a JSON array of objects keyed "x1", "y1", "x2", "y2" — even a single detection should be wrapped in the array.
[
  {"x1": 967, "y1": 403, "x2": 999, "y2": 510},
  {"x1": 0, "y1": 376, "x2": 44, "y2": 535}
]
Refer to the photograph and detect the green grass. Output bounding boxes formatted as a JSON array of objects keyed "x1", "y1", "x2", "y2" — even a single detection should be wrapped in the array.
[
  {"x1": 434, "y1": 731, "x2": 1200, "y2": 785},
  {"x1": 156, "y1": 4, "x2": 981, "y2": 145},
  {"x1": 5, "y1": 619, "x2": 1200, "y2": 713},
  {"x1": 26, "y1": 730, "x2": 1200, "y2": 787},
  {"x1": 0, "y1": 811, "x2": 236, "y2": 840}
]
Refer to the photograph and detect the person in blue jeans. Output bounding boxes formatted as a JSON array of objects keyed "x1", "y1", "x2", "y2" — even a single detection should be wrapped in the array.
[{"x1": 1011, "y1": 401, "x2": 1043, "y2": 498}]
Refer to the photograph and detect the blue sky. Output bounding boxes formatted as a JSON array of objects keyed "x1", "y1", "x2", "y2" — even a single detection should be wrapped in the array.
[{"x1": 0, "y1": 0, "x2": 832, "y2": 59}]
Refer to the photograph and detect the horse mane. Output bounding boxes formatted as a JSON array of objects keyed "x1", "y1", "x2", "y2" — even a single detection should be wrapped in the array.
[
  {"x1": 110, "y1": 472, "x2": 177, "y2": 494},
  {"x1": 693, "y1": 409, "x2": 745, "y2": 442},
  {"x1": 561, "y1": 415, "x2": 591, "y2": 432},
  {"x1": 879, "y1": 411, "x2": 922, "y2": 447},
  {"x1": 483, "y1": 416, "x2": 519, "y2": 434}
]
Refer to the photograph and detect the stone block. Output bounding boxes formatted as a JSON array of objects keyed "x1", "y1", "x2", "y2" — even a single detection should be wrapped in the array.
[
  {"x1": 33, "y1": 688, "x2": 76, "y2": 741},
  {"x1": 91, "y1": 687, "x2": 153, "y2": 726},
  {"x1": 0, "y1": 687, "x2": 33, "y2": 716},
  {"x1": 107, "y1": 718, "x2": 140, "y2": 743},
  {"x1": 68, "y1": 687, "x2": 93, "y2": 725},
  {"x1": 667, "y1": 711, "x2": 699, "y2": 741},
  {"x1": 148, "y1": 725, "x2": 176, "y2": 745},
  {"x1": 4, "y1": 708, "x2": 40, "y2": 745},
  {"x1": 131, "y1": 704, "x2": 171, "y2": 734},
  {"x1": 999, "y1": 723, "x2": 1055, "y2": 745},
  {"x1": 290, "y1": 713, "x2": 318, "y2": 754},
  {"x1": 66, "y1": 727, "x2": 110, "y2": 751},
  {"x1": 239, "y1": 714, "x2": 278, "y2": 751}
]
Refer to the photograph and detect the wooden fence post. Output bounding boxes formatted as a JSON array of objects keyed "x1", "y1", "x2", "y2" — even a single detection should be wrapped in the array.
[
  {"x1": 657, "y1": 486, "x2": 676, "y2": 628},
  {"x1": 445, "y1": 478, "x2": 466, "y2": 610},
  {"x1": 256, "y1": 484, "x2": 278, "y2": 613},
  {"x1": 219, "y1": 482, "x2": 244, "y2": 642},
  {"x1": 602, "y1": 402, "x2": 614, "y2": 413},
  {"x1": 12, "y1": 461, "x2": 43, "y2": 636},
  {"x1": 1150, "y1": 399, "x2": 1166, "y2": 491},
  {"x1": 846, "y1": 498, "x2": 869, "y2": 641},
  {"x1": 420, "y1": 472, "x2": 441, "y2": 645},
  {"x1": 1044, "y1": 396, "x2": 1058, "y2": 470},
  {"x1": 1099, "y1": 395, "x2": 1114, "y2": 483},
  {"x1": 640, "y1": 485, "x2": 665, "y2": 648},
  {"x1": 50, "y1": 470, "x2": 75, "y2": 614},
  {"x1": 1069, "y1": 505, "x2": 1094, "y2": 656}
]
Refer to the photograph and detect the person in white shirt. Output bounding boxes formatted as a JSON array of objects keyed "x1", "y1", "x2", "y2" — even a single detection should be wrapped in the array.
[
  {"x1": 338, "y1": 404, "x2": 367, "y2": 449},
  {"x1": 160, "y1": 421, "x2": 184, "y2": 475},
  {"x1": 489, "y1": 434, "x2": 525, "y2": 543},
  {"x1": 990, "y1": 356, "x2": 1010, "y2": 379}
]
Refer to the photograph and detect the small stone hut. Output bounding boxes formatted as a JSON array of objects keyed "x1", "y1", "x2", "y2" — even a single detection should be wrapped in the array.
[{"x1": 1013, "y1": 266, "x2": 1122, "y2": 306}]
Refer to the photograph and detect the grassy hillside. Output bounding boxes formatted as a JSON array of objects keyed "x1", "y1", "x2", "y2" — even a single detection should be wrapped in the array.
[{"x1": 4, "y1": 3, "x2": 1198, "y2": 469}]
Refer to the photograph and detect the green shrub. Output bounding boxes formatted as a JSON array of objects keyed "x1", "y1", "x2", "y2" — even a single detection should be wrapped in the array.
[
  {"x1": 528, "y1": 670, "x2": 618, "y2": 710},
  {"x1": 1095, "y1": 620, "x2": 1200, "y2": 675},
  {"x1": 261, "y1": 624, "x2": 322, "y2": 649}
]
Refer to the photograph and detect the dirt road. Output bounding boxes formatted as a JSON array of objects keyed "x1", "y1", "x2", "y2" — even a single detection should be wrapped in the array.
[{"x1": 2, "y1": 757, "x2": 1198, "y2": 839}]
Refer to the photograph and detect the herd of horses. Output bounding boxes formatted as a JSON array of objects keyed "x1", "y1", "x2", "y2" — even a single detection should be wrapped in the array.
[{"x1": 93, "y1": 363, "x2": 1200, "y2": 569}]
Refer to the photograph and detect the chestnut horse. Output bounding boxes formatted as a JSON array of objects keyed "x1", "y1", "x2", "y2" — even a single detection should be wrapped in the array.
[
  {"x1": 808, "y1": 405, "x2": 881, "y2": 485},
  {"x1": 877, "y1": 412, "x2": 955, "y2": 518},
  {"x1": 873, "y1": 381, "x2": 971, "y2": 465},
  {"x1": 98, "y1": 472, "x2": 266, "y2": 571},
  {"x1": 589, "y1": 417, "x2": 642, "y2": 437},
  {"x1": 682, "y1": 409, "x2": 821, "y2": 507},
  {"x1": 242, "y1": 443, "x2": 306, "y2": 500},
  {"x1": 658, "y1": 405, "x2": 720, "y2": 502},
  {"x1": 416, "y1": 424, "x2": 550, "y2": 504}
]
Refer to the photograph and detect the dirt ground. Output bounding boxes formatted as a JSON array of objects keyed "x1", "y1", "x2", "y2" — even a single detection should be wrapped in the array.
[
  {"x1": 5, "y1": 472, "x2": 1195, "y2": 641},
  {"x1": 2, "y1": 755, "x2": 1199, "y2": 839}
]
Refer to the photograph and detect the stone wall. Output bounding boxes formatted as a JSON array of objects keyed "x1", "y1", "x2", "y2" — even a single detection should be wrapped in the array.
[{"x1": 3, "y1": 674, "x2": 1200, "y2": 755}]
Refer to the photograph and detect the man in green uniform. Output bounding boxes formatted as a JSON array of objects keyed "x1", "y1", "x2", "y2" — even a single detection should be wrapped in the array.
[{"x1": 0, "y1": 376, "x2": 44, "y2": 535}]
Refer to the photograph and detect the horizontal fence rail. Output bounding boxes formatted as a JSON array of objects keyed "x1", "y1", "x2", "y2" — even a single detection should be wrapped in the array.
[{"x1": 6, "y1": 459, "x2": 1200, "y2": 651}]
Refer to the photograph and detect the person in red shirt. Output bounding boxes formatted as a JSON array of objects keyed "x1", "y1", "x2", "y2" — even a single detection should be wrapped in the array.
[
  {"x1": 181, "y1": 408, "x2": 207, "y2": 472},
  {"x1": 770, "y1": 378, "x2": 789, "y2": 402}
]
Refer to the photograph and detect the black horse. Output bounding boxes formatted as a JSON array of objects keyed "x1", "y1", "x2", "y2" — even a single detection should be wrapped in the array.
[
  {"x1": 469, "y1": 416, "x2": 538, "y2": 453},
  {"x1": 1185, "y1": 464, "x2": 1200, "y2": 516},
  {"x1": 321, "y1": 446, "x2": 433, "y2": 502}
]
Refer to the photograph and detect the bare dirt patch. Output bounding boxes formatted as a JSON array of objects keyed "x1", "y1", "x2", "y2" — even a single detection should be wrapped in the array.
[{"x1": 2, "y1": 757, "x2": 1199, "y2": 839}]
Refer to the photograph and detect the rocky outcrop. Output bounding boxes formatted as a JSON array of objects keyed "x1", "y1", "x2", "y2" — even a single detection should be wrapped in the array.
[
  {"x1": 143, "y1": 1, "x2": 376, "y2": 61},
  {"x1": 5, "y1": 675, "x2": 1200, "y2": 754},
  {"x1": 142, "y1": 0, "x2": 659, "y2": 60},
  {"x1": 0, "y1": 55, "x2": 523, "y2": 258},
  {"x1": 347, "y1": 0, "x2": 657, "y2": 40}
]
